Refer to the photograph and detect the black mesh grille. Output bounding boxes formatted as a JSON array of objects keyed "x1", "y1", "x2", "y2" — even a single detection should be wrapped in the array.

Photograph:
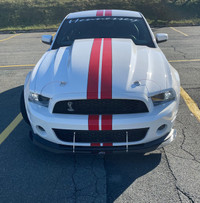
[
  {"x1": 53, "y1": 99, "x2": 148, "y2": 114},
  {"x1": 53, "y1": 128, "x2": 149, "y2": 143}
]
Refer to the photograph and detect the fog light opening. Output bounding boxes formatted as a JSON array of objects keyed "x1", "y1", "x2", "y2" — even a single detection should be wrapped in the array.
[
  {"x1": 36, "y1": 125, "x2": 46, "y2": 136},
  {"x1": 37, "y1": 126, "x2": 45, "y2": 132},
  {"x1": 157, "y1": 124, "x2": 167, "y2": 135}
]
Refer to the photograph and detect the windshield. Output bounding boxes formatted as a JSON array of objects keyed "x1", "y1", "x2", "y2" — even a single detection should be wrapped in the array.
[{"x1": 52, "y1": 17, "x2": 155, "y2": 49}]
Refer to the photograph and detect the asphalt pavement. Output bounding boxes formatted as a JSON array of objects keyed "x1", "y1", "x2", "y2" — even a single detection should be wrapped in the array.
[{"x1": 0, "y1": 26, "x2": 200, "y2": 203}]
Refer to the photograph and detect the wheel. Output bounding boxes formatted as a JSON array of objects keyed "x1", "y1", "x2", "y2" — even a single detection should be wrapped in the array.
[{"x1": 20, "y1": 90, "x2": 30, "y2": 125}]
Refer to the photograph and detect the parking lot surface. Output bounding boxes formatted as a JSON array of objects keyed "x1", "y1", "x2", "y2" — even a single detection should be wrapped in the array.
[{"x1": 0, "y1": 26, "x2": 200, "y2": 203}]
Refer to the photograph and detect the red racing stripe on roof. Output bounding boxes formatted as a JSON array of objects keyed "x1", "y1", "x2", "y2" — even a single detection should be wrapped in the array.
[
  {"x1": 105, "y1": 10, "x2": 112, "y2": 16},
  {"x1": 96, "y1": 10, "x2": 104, "y2": 16}
]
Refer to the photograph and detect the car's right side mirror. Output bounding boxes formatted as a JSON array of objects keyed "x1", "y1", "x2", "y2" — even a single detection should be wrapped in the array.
[
  {"x1": 156, "y1": 33, "x2": 168, "y2": 43},
  {"x1": 42, "y1": 35, "x2": 53, "y2": 45}
]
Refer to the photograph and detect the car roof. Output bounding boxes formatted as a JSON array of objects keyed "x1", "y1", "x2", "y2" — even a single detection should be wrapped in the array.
[{"x1": 67, "y1": 10, "x2": 142, "y2": 19}]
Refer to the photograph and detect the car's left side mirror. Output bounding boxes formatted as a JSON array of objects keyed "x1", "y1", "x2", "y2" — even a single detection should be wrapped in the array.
[
  {"x1": 42, "y1": 35, "x2": 53, "y2": 45},
  {"x1": 156, "y1": 33, "x2": 168, "y2": 43}
]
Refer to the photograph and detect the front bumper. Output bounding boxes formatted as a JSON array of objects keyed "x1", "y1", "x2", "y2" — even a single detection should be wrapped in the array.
[
  {"x1": 29, "y1": 129, "x2": 176, "y2": 154},
  {"x1": 27, "y1": 99, "x2": 178, "y2": 146}
]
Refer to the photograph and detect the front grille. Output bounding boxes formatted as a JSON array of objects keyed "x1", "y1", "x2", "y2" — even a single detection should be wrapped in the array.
[
  {"x1": 53, "y1": 128, "x2": 149, "y2": 143},
  {"x1": 53, "y1": 99, "x2": 148, "y2": 114}
]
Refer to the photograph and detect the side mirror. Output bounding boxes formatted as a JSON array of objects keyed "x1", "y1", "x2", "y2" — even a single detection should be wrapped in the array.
[
  {"x1": 42, "y1": 35, "x2": 53, "y2": 45},
  {"x1": 156, "y1": 33, "x2": 168, "y2": 43}
]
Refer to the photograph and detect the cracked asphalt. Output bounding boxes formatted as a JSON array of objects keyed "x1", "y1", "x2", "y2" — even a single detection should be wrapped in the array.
[{"x1": 0, "y1": 26, "x2": 200, "y2": 203}]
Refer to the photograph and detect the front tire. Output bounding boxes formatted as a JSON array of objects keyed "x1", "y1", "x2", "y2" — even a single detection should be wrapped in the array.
[{"x1": 20, "y1": 90, "x2": 30, "y2": 125}]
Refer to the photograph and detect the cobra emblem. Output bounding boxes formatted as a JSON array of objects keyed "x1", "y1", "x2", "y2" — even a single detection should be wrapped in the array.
[{"x1": 67, "y1": 101, "x2": 74, "y2": 112}]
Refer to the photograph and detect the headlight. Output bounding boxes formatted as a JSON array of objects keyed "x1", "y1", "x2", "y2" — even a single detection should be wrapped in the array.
[
  {"x1": 28, "y1": 92, "x2": 50, "y2": 107},
  {"x1": 151, "y1": 90, "x2": 175, "y2": 106}
]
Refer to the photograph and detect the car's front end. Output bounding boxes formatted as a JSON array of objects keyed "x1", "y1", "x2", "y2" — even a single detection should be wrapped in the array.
[
  {"x1": 22, "y1": 10, "x2": 180, "y2": 153},
  {"x1": 27, "y1": 92, "x2": 178, "y2": 153}
]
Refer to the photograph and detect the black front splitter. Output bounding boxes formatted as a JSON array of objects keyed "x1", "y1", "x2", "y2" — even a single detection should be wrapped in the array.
[{"x1": 29, "y1": 130, "x2": 173, "y2": 154}]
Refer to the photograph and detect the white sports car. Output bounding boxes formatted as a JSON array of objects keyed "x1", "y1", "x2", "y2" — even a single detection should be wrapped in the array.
[{"x1": 21, "y1": 10, "x2": 180, "y2": 153}]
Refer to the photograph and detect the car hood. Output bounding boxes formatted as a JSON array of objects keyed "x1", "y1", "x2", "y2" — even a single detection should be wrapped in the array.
[{"x1": 30, "y1": 38, "x2": 172, "y2": 99}]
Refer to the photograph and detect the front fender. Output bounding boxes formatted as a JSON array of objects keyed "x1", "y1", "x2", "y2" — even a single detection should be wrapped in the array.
[{"x1": 24, "y1": 71, "x2": 32, "y2": 89}]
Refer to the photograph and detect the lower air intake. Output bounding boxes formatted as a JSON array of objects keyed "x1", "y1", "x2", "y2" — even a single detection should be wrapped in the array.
[{"x1": 53, "y1": 128, "x2": 149, "y2": 143}]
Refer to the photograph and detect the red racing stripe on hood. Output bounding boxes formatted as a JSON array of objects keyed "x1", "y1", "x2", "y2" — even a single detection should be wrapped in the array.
[
  {"x1": 101, "y1": 38, "x2": 113, "y2": 130},
  {"x1": 87, "y1": 38, "x2": 102, "y2": 99},
  {"x1": 87, "y1": 38, "x2": 102, "y2": 130},
  {"x1": 88, "y1": 38, "x2": 113, "y2": 131},
  {"x1": 101, "y1": 38, "x2": 112, "y2": 99}
]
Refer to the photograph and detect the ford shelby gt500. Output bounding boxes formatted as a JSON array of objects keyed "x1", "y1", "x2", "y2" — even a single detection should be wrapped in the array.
[{"x1": 20, "y1": 10, "x2": 180, "y2": 153}]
